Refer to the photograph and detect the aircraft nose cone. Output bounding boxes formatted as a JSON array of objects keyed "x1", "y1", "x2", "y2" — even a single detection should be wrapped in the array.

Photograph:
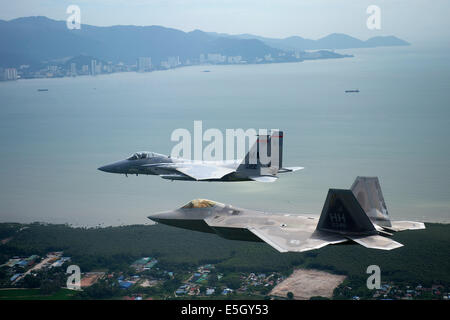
[
  {"x1": 147, "y1": 214, "x2": 162, "y2": 223},
  {"x1": 148, "y1": 216, "x2": 160, "y2": 223},
  {"x1": 147, "y1": 211, "x2": 174, "y2": 223},
  {"x1": 98, "y1": 160, "x2": 129, "y2": 174},
  {"x1": 98, "y1": 164, "x2": 116, "y2": 173},
  {"x1": 98, "y1": 165, "x2": 110, "y2": 172}
]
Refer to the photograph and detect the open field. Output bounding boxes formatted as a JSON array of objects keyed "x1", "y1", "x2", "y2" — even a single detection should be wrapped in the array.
[
  {"x1": 269, "y1": 269, "x2": 346, "y2": 299},
  {"x1": 0, "y1": 288, "x2": 76, "y2": 300},
  {"x1": 81, "y1": 272, "x2": 105, "y2": 288}
]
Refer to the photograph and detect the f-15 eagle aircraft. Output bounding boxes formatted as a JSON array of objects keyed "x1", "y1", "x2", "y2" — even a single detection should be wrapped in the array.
[
  {"x1": 148, "y1": 177, "x2": 425, "y2": 252},
  {"x1": 98, "y1": 131, "x2": 302, "y2": 182}
]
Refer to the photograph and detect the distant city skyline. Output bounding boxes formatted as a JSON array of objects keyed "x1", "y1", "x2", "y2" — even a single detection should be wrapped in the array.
[{"x1": 1, "y1": 0, "x2": 449, "y2": 44}]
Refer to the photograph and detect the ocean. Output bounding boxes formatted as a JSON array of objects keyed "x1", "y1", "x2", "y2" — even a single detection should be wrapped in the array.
[{"x1": 0, "y1": 44, "x2": 449, "y2": 226}]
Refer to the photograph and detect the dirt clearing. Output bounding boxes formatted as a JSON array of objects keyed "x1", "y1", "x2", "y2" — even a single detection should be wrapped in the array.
[{"x1": 269, "y1": 269, "x2": 346, "y2": 300}]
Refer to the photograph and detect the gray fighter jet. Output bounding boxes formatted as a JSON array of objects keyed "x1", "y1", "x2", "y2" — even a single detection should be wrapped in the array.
[
  {"x1": 98, "y1": 131, "x2": 302, "y2": 182},
  {"x1": 148, "y1": 177, "x2": 425, "y2": 252}
]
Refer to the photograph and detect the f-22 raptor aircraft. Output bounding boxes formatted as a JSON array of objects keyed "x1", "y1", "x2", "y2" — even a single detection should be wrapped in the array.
[
  {"x1": 148, "y1": 177, "x2": 425, "y2": 252},
  {"x1": 98, "y1": 131, "x2": 302, "y2": 182}
]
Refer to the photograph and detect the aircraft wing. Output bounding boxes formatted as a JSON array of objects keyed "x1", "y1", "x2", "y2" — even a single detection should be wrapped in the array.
[
  {"x1": 173, "y1": 164, "x2": 236, "y2": 181},
  {"x1": 141, "y1": 163, "x2": 236, "y2": 180},
  {"x1": 205, "y1": 214, "x2": 347, "y2": 253},
  {"x1": 247, "y1": 227, "x2": 347, "y2": 253}
]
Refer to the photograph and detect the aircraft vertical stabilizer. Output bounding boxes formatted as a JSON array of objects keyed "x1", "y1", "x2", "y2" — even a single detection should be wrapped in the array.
[
  {"x1": 351, "y1": 176, "x2": 391, "y2": 227},
  {"x1": 317, "y1": 189, "x2": 404, "y2": 250}
]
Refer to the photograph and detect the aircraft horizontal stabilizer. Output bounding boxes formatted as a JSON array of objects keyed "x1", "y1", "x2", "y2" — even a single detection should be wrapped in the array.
[
  {"x1": 347, "y1": 234, "x2": 403, "y2": 250},
  {"x1": 383, "y1": 221, "x2": 426, "y2": 232},
  {"x1": 249, "y1": 176, "x2": 278, "y2": 183},
  {"x1": 278, "y1": 167, "x2": 304, "y2": 173}
]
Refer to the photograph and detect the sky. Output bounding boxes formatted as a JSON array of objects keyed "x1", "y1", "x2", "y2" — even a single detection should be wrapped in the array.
[{"x1": 0, "y1": 0, "x2": 449, "y2": 43}]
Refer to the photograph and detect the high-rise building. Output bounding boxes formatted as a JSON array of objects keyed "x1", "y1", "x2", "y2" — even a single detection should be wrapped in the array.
[
  {"x1": 227, "y1": 56, "x2": 242, "y2": 64},
  {"x1": 167, "y1": 56, "x2": 180, "y2": 68},
  {"x1": 105, "y1": 63, "x2": 113, "y2": 73},
  {"x1": 70, "y1": 63, "x2": 77, "y2": 76},
  {"x1": 207, "y1": 53, "x2": 226, "y2": 64},
  {"x1": 95, "y1": 62, "x2": 102, "y2": 75},
  {"x1": 3, "y1": 68, "x2": 18, "y2": 81},
  {"x1": 137, "y1": 57, "x2": 152, "y2": 72},
  {"x1": 81, "y1": 65, "x2": 89, "y2": 74},
  {"x1": 91, "y1": 60, "x2": 97, "y2": 76},
  {"x1": 160, "y1": 61, "x2": 169, "y2": 69},
  {"x1": 48, "y1": 65, "x2": 58, "y2": 73},
  {"x1": 160, "y1": 56, "x2": 180, "y2": 69},
  {"x1": 264, "y1": 54, "x2": 273, "y2": 61}
]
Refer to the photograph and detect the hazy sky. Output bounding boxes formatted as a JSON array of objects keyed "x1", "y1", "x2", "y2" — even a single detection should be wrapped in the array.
[{"x1": 1, "y1": 0, "x2": 449, "y2": 42}]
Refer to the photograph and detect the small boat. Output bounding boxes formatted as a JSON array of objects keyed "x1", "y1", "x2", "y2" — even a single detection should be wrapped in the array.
[
  {"x1": 345, "y1": 89, "x2": 359, "y2": 93},
  {"x1": 202, "y1": 70, "x2": 211, "y2": 73},
  {"x1": 37, "y1": 89, "x2": 49, "y2": 92}
]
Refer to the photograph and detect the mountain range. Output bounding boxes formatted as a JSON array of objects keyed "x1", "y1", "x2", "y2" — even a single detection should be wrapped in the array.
[
  {"x1": 206, "y1": 31, "x2": 409, "y2": 51},
  {"x1": 0, "y1": 16, "x2": 409, "y2": 68}
]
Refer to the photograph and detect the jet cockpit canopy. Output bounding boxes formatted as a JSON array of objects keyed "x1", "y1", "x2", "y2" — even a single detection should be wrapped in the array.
[
  {"x1": 127, "y1": 151, "x2": 165, "y2": 160},
  {"x1": 181, "y1": 199, "x2": 224, "y2": 209}
]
